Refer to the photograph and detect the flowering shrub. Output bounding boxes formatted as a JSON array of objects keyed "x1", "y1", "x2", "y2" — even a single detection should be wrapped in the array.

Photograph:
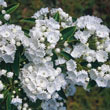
[{"x1": 0, "y1": 1, "x2": 110, "y2": 110}]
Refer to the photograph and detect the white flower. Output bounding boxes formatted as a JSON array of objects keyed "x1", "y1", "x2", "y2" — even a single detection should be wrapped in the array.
[
  {"x1": 83, "y1": 49, "x2": 96, "y2": 62},
  {"x1": 47, "y1": 82, "x2": 56, "y2": 94},
  {"x1": 101, "y1": 64, "x2": 110, "y2": 73},
  {"x1": 46, "y1": 18, "x2": 60, "y2": 29},
  {"x1": 63, "y1": 47, "x2": 72, "y2": 54},
  {"x1": 89, "y1": 69, "x2": 98, "y2": 80},
  {"x1": 51, "y1": 8, "x2": 73, "y2": 28},
  {"x1": 11, "y1": 96, "x2": 22, "y2": 106},
  {"x1": 0, "y1": 69, "x2": 7, "y2": 76},
  {"x1": 7, "y1": 72, "x2": 14, "y2": 78},
  {"x1": 104, "y1": 40, "x2": 110, "y2": 52},
  {"x1": 74, "y1": 30, "x2": 91, "y2": 44},
  {"x1": 66, "y1": 59, "x2": 76, "y2": 71},
  {"x1": 95, "y1": 77, "x2": 108, "y2": 87},
  {"x1": 0, "y1": 81, "x2": 4, "y2": 91},
  {"x1": 96, "y1": 25, "x2": 110, "y2": 38},
  {"x1": 67, "y1": 70, "x2": 89, "y2": 89},
  {"x1": 55, "y1": 48, "x2": 61, "y2": 53},
  {"x1": 4, "y1": 14, "x2": 11, "y2": 21},
  {"x1": 71, "y1": 43, "x2": 88, "y2": 58},
  {"x1": 77, "y1": 70, "x2": 89, "y2": 88},
  {"x1": 25, "y1": 43, "x2": 45, "y2": 65},
  {"x1": 2, "y1": 53, "x2": 15, "y2": 63},
  {"x1": 41, "y1": 98, "x2": 66, "y2": 110},
  {"x1": 0, "y1": 0, "x2": 7, "y2": 7},
  {"x1": 89, "y1": 64, "x2": 110, "y2": 88},
  {"x1": 46, "y1": 31, "x2": 60, "y2": 44},
  {"x1": 36, "y1": 76, "x2": 48, "y2": 89},
  {"x1": 0, "y1": 94, "x2": 4, "y2": 99},
  {"x1": 41, "y1": 99, "x2": 58, "y2": 110},
  {"x1": 55, "y1": 57, "x2": 66, "y2": 65},
  {"x1": 54, "y1": 74, "x2": 67, "y2": 91},
  {"x1": 96, "y1": 50, "x2": 108, "y2": 62},
  {"x1": 66, "y1": 84, "x2": 76, "y2": 97},
  {"x1": 32, "y1": 8, "x2": 49, "y2": 19},
  {"x1": 75, "y1": 15, "x2": 102, "y2": 30},
  {"x1": 1, "y1": 10, "x2": 6, "y2": 14}
]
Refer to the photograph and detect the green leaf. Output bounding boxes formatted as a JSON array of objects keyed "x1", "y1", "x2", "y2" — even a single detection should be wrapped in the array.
[
  {"x1": 28, "y1": 99, "x2": 42, "y2": 109},
  {"x1": 72, "y1": 17, "x2": 77, "y2": 22},
  {"x1": 20, "y1": 18, "x2": 36, "y2": 24},
  {"x1": 12, "y1": 48, "x2": 20, "y2": 77},
  {"x1": 23, "y1": 28, "x2": 30, "y2": 37},
  {"x1": 61, "y1": 26, "x2": 76, "y2": 41},
  {"x1": 88, "y1": 36, "x2": 97, "y2": 50},
  {"x1": 6, "y1": 93, "x2": 12, "y2": 110},
  {"x1": 87, "y1": 80, "x2": 96, "y2": 89},
  {"x1": 58, "y1": 89, "x2": 67, "y2": 100},
  {"x1": 53, "y1": 12, "x2": 60, "y2": 22},
  {"x1": 59, "y1": 51, "x2": 74, "y2": 60},
  {"x1": 5, "y1": 3, "x2": 20, "y2": 14},
  {"x1": 67, "y1": 36, "x2": 76, "y2": 42}
]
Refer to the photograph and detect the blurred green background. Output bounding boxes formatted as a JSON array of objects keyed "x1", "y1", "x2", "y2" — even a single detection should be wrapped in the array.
[{"x1": 5, "y1": 0, "x2": 110, "y2": 110}]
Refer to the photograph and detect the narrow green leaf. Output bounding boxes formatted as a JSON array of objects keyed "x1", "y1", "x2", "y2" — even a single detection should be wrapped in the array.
[
  {"x1": 88, "y1": 36, "x2": 97, "y2": 50},
  {"x1": 61, "y1": 26, "x2": 76, "y2": 41},
  {"x1": 72, "y1": 17, "x2": 77, "y2": 22},
  {"x1": 6, "y1": 93, "x2": 12, "y2": 110},
  {"x1": 53, "y1": 12, "x2": 60, "y2": 22},
  {"x1": 59, "y1": 51, "x2": 74, "y2": 60},
  {"x1": 5, "y1": 3, "x2": 20, "y2": 14},
  {"x1": 23, "y1": 28, "x2": 30, "y2": 37},
  {"x1": 58, "y1": 89, "x2": 67, "y2": 100},
  {"x1": 12, "y1": 48, "x2": 20, "y2": 77},
  {"x1": 87, "y1": 80, "x2": 96, "y2": 89},
  {"x1": 67, "y1": 36, "x2": 76, "y2": 42},
  {"x1": 20, "y1": 18, "x2": 36, "y2": 24}
]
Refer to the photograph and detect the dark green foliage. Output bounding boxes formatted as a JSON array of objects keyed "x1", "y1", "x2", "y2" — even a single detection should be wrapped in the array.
[
  {"x1": 87, "y1": 80, "x2": 96, "y2": 89},
  {"x1": 53, "y1": 12, "x2": 60, "y2": 22},
  {"x1": 58, "y1": 88, "x2": 67, "y2": 100},
  {"x1": 20, "y1": 18, "x2": 36, "y2": 24},
  {"x1": 6, "y1": 93, "x2": 12, "y2": 110},
  {"x1": 61, "y1": 26, "x2": 76, "y2": 42},
  {"x1": 5, "y1": 3, "x2": 20, "y2": 14},
  {"x1": 59, "y1": 51, "x2": 74, "y2": 61}
]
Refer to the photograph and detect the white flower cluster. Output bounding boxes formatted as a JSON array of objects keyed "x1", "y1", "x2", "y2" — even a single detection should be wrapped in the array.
[
  {"x1": 51, "y1": 8, "x2": 73, "y2": 28},
  {"x1": 20, "y1": 10, "x2": 110, "y2": 110},
  {"x1": 26, "y1": 8, "x2": 74, "y2": 65},
  {"x1": 18, "y1": 9, "x2": 76, "y2": 110},
  {"x1": 19, "y1": 62, "x2": 66, "y2": 102},
  {"x1": 65, "y1": 59, "x2": 89, "y2": 89},
  {"x1": 25, "y1": 17, "x2": 60, "y2": 64},
  {"x1": 90, "y1": 64, "x2": 110, "y2": 87},
  {"x1": 0, "y1": 69, "x2": 14, "y2": 78},
  {"x1": 11, "y1": 96, "x2": 22, "y2": 106},
  {"x1": 62, "y1": 15, "x2": 110, "y2": 89},
  {"x1": 32, "y1": 7, "x2": 49, "y2": 19},
  {"x1": 0, "y1": 69, "x2": 15, "y2": 100},
  {"x1": 0, "y1": 24, "x2": 28, "y2": 63},
  {"x1": 32, "y1": 7, "x2": 73, "y2": 28}
]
